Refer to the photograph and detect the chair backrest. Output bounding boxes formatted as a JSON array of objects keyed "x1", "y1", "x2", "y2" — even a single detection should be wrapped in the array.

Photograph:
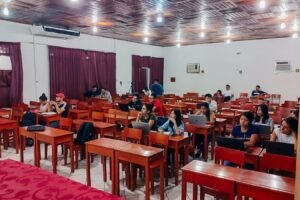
[
  {"x1": 239, "y1": 93, "x2": 248, "y2": 98},
  {"x1": 11, "y1": 107, "x2": 25, "y2": 122},
  {"x1": 129, "y1": 110, "x2": 139, "y2": 118},
  {"x1": 215, "y1": 146, "x2": 245, "y2": 168},
  {"x1": 271, "y1": 115, "x2": 283, "y2": 124},
  {"x1": 122, "y1": 128, "x2": 142, "y2": 143},
  {"x1": 281, "y1": 101, "x2": 297, "y2": 108},
  {"x1": 240, "y1": 103, "x2": 254, "y2": 111},
  {"x1": 77, "y1": 101, "x2": 89, "y2": 110},
  {"x1": 274, "y1": 107, "x2": 291, "y2": 118},
  {"x1": 69, "y1": 99, "x2": 79, "y2": 109},
  {"x1": 59, "y1": 118, "x2": 72, "y2": 131},
  {"x1": 29, "y1": 101, "x2": 40, "y2": 107},
  {"x1": 260, "y1": 153, "x2": 296, "y2": 176},
  {"x1": 91, "y1": 111, "x2": 105, "y2": 121},
  {"x1": 108, "y1": 108, "x2": 121, "y2": 114},
  {"x1": 104, "y1": 113, "x2": 116, "y2": 124},
  {"x1": 148, "y1": 132, "x2": 169, "y2": 158}
]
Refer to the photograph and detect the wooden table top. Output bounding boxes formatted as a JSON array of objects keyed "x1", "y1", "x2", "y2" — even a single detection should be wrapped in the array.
[
  {"x1": 73, "y1": 119, "x2": 116, "y2": 129},
  {"x1": 35, "y1": 127, "x2": 73, "y2": 138},
  {"x1": 115, "y1": 142, "x2": 163, "y2": 157},
  {"x1": 85, "y1": 138, "x2": 129, "y2": 149},
  {"x1": 182, "y1": 160, "x2": 240, "y2": 181},
  {"x1": 168, "y1": 134, "x2": 189, "y2": 142},
  {"x1": 236, "y1": 170, "x2": 294, "y2": 195},
  {"x1": 69, "y1": 109, "x2": 89, "y2": 113},
  {"x1": 0, "y1": 118, "x2": 17, "y2": 125}
]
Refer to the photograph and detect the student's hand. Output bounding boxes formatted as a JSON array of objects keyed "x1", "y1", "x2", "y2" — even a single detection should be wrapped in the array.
[
  {"x1": 169, "y1": 117, "x2": 176, "y2": 124},
  {"x1": 137, "y1": 112, "x2": 142, "y2": 120}
]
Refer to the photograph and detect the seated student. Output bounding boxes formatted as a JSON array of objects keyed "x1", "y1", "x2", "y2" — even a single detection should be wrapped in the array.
[
  {"x1": 223, "y1": 84, "x2": 234, "y2": 102},
  {"x1": 84, "y1": 85, "x2": 101, "y2": 98},
  {"x1": 271, "y1": 117, "x2": 298, "y2": 150},
  {"x1": 48, "y1": 93, "x2": 69, "y2": 118},
  {"x1": 213, "y1": 90, "x2": 224, "y2": 103},
  {"x1": 141, "y1": 86, "x2": 151, "y2": 97},
  {"x1": 158, "y1": 109, "x2": 184, "y2": 135},
  {"x1": 136, "y1": 104, "x2": 157, "y2": 130},
  {"x1": 128, "y1": 94, "x2": 142, "y2": 111},
  {"x1": 253, "y1": 104, "x2": 274, "y2": 131},
  {"x1": 231, "y1": 112, "x2": 259, "y2": 148},
  {"x1": 149, "y1": 94, "x2": 166, "y2": 117},
  {"x1": 194, "y1": 102, "x2": 215, "y2": 158},
  {"x1": 289, "y1": 110, "x2": 299, "y2": 121},
  {"x1": 98, "y1": 88, "x2": 112, "y2": 103},
  {"x1": 39, "y1": 93, "x2": 49, "y2": 113},
  {"x1": 251, "y1": 85, "x2": 266, "y2": 97},
  {"x1": 205, "y1": 93, "x2": 218, "y2": 112}
]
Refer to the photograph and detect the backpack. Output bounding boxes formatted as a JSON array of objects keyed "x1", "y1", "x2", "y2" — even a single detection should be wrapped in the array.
[
  {"x1": 20, "y1": 111, "x2": 36, "y2": 127},
  {"x1": 74, "y1": 122, "x2": 94, "y2": 145},
  {"x1": 20, "y1": 111, "x2": 37, "y2": 147}
]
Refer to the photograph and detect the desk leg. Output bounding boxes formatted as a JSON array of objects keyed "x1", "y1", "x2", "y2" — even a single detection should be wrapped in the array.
[
  {"x1": 20, "y1": 136, "x2": 24, "y2": 162},
  {"x1": 33, "y1": 138, "x2": 37, "y2": 166},
  {"x1": 115, "y1": 159, "x2": 120, "y2": 196},
  {"x1": 36, "y1": 140, "x2": 41, "y2": 167},
  {"x1": 160, "y1": 159, "x2": 165, "y2": 200},
  {"x1": 175, "y1": 145, "x2": 179, "y2": 185},
  {"x1": 204, "y1": 134, "x2": 208, "y2": 162},
  {"x1": 14, "y1": 126, "x2": 19, "y2": 154},
  {"x1": 52, "y1": 144, "x2": 57, "y2": 173},
  {"x1": 211, "y1": 132, "x2": 215, "y2": 160},
  {"x1": 184, "y1": 143, "x2": 189, "y2": 165},
  {"x1": 193, "y1": 184, "x2": 198, "y2": 200},
  {"x1": 181, "y1": 173, "x2": 187, "y2": 200},
  {"x1": 145, "y1": 163, "x2": 150, "y2": 200},
  {"x1": 86, "y1": 150, "x2": 91, "y2": 186},
  {"x1": 70, "y1": 141, "x2": 74, "y2": 173},
  {"x1": 111, "y1": 154, "x2": 115, "y2": 195}
]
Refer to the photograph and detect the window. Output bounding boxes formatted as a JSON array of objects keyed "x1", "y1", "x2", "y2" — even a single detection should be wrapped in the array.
[{"x1": 0, "y1": 55, "x2": 12, "y2": 70}]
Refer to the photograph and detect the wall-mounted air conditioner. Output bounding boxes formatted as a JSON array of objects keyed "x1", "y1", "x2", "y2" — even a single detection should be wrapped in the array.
[
  {"x1": 31, "y1": 25, "x2": 80, "y2": 39},
  {"x1": 275, "y1": 61, "x2": 291, "y2": 72}
]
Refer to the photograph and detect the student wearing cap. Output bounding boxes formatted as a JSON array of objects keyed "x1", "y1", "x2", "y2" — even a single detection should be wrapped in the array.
[
  {"x1": 48, "y1": 92, "x2": 69, "y2": 118},
  {"x1": 39, "y1": 93, "x2": 49, "y2": 113}
]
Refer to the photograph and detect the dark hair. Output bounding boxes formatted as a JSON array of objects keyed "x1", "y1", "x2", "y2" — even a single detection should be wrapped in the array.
[
  {"x1": 283, "y1": 117, "x2": 298, "y2": 133},
  {"x1": 241, "y1": 112, "x2": 254, "y2": 123},
  {"x1": 217, "y1": 90, "x2": 222, "y2": 95},
  {"x1": 39, "y1": 93, "x2": 47, "y2": 101},
  {"x1": 143, "y1": 104, "x2": 152, "y2": 112},
  {"x1": 150, "y1": 93, "x2": 157, "y2": 98},
  {"x1": 92, "y1": 85, "x2": 98, "y2": 89},
  {"x1": 205, "y1": 93, "x2": 212, "y2": 98},
  {"x1": 133, "y1": 93, "x2": 140, "y2": 99},
  {"x1": 256, "y1": 85, "x2": 260, "y2": 88},
  {"x1": 226, "y1": 84, "x2": 230, "y2": 87},
  {"x1": 170, "y1": 109, "x2": 182, "y2": 127},
  {"x1": 198, "y1": 102, "x2": 211, "y2": 121},
  {"x1": 255, "y1": 104, "x2": 269, "y2": 123}
]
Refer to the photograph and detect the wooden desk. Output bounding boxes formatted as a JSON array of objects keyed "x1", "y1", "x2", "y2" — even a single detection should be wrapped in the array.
[
  {"x1": 19, "y1": 127, "x2": 37, "y2": 165},
  {"x1": 245, "y1": 147, "x2": 264, "y2": 170},
  {"x1": 35, "y1": 127, "x2": 74, "y2": 173},
  {"x1": 182, "y1": 160, "x2": 239, "y2": 200},
  {"x1": 38, "y1": 113, "x2": 60, "y2": 126},
  {"x1": 0, "y1": 118, "x2": 19, "y2": 154},
  {"x1": 68, "y1": 109, "x2": 89, "y2": 119},
  {"x1": 72, "y1": 119, "x2": 116, "y2": 138},
  {"x1": 115, "y1": 114, "x2": 136, "y2": 127},
  {"x1": 165, "y1": 104, "x2": 187, "y2": 113},
  {"x1": 0, "y1": 108, "x2": 11, "y2": 118},
  {"x1": 115, "y1": 143, "x2": 165, "y2": 200},
  {"x1": 85, "y1": 138, "x2": 129, "y2": 194},
  {"x1": 192, "y1": 124, "x2": 215, "y2": 161},
  {"x1": 168, "y1": 134, "x2": 190, "y2": 185},
  {"x1": 236, "y1": 170, "x2": 294, "y2": 200}
]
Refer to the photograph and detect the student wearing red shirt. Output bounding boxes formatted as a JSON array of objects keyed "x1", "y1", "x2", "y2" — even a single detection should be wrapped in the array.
[{"x1": 148, "y1": 94, "x2": 166, "y2": 117}]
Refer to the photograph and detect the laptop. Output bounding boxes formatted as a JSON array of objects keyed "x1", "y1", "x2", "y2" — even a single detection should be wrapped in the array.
[
  {"x1": 264, "y1": 141, "x2": 295, "y2": 157},
  {"x1": 132, "y1": 122, "x2": 150, "y2": 134},
  {"x1": 119, "y1": 103, "x2": 129, "y2": 111},
  {"x1": 255, "y1": 124, "x2": 271, "y2": 135},
  {"x1": 188, "y1": 114, "x2": 207, "y2": 126},
  {"x1": 216, "y1": 136, "x2": 246, "y2": 151}
]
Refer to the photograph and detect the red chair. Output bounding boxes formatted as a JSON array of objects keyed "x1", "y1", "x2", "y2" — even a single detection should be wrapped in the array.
[
  {"x1": 274, "y1": 107, "x2": 291, "y2": 118},
  {"x1": 199, "y1": 146, "x2": 245, "y2": 200},
  {"x1": 281, "y1": 100, "x2": 297, "y2": 108},
  {"x1": 260, "y1": 153, "x2": 296, "y2": 177},
  {"x1": 239, "y1": 93, "x2": 248, "y2": 98}
]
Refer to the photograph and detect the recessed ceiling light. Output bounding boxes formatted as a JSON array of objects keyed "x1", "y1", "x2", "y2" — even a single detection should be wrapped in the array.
[
  {"x1": 292, "y1": 33, "x2": 298, "y2": 39},
  {"x1": 279, "y1": 12, "x2": 287, "y2": 19},
  {"x1": 259, "y1": 0, "x2": 266, "y2": 9},
  {"x1": 93, "y1": 26, "x2": 98, "y2": 33},
  {"x1": 71, "y1": 0, "x2": 78, "y2": 2},
  {"x1": 176, "y1": 43, "x2": 181, "y2": 48},
  {"x1": 3, "y1": 7, "x2": 9, "y2": 16},
  {"x1": 144, "y1": 28, "x2": 149, "y2": 35},
  {"x1": 200, "y1": 32, "x2": 205, "y2": 38},
  {"x1": 293, "y1": 19, "x2": 298, "y2": 30},
  {"x1": 201, "y1": 21, "x2": 205, "y2": 29},
  {"x1": 144, "y1": 37, "x2": 149, "y2": 43},
  {"x1": 226, "y1": 39, "x2": 231, "y2": 44},
  {"x1": 226, "y1": 31, "x2": 231, "y2": 37},
  {"x1": 280, "y1": 23, "x2": 286, "y2": 29},
  {"x1": 92, "y1": 16, "x2": 98, "y2": 23},
  {"x1": 156, "y1": 15, "x2": 163, "y2": 23}
]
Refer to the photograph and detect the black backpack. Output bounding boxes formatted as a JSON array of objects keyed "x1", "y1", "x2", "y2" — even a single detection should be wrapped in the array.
[
  {"x1": 74, "y1": 122, "x2": 94, "y2": 145},
  {"x1": 21, "y1": 111, "x2": 36, "y2": 127},
  {"x1": 20, "y1": 111, "x2": 37, "y2": 147}
]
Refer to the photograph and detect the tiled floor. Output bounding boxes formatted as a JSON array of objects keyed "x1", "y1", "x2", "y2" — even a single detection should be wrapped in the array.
[{"x1": 0, "y1": 146, "x2": 215, "y2": 200}]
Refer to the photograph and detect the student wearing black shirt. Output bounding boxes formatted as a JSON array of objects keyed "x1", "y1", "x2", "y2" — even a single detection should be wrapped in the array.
[
  {"x1": 127, "y1": 94, "x2": 142, "y2": 111},
  {"x1": 251, "y1": 85, "x2": 266, "y2": 97},
  {"x1": 84, "y1": 85, "x2": 101, "y2": 98},
  {"x1": 48, "y1": 92, "x2": 68, "y2": 118}
]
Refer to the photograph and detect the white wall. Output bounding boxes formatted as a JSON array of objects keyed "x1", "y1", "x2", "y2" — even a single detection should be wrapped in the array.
[
  {"x1": 0, "y1": 20, "x2": 163, "y2": 102},
  {"x1": 163, "y1": 38, "x2": 300, "y2": 101}
]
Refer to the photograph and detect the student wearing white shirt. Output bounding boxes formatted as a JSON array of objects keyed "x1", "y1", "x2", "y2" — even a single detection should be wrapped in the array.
[
  {"x1": 39, "y1": 93, "x2": 49, "y2": 113},
  {"x1": 205, "y1": 93, "x2": 218, "y2": 112},
  {"x1": 223, "y1": 84, "x2": 234, "y2": 102},
  {"x1": 98, "y1": 89, "x2": 112, "y2": 103}
]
